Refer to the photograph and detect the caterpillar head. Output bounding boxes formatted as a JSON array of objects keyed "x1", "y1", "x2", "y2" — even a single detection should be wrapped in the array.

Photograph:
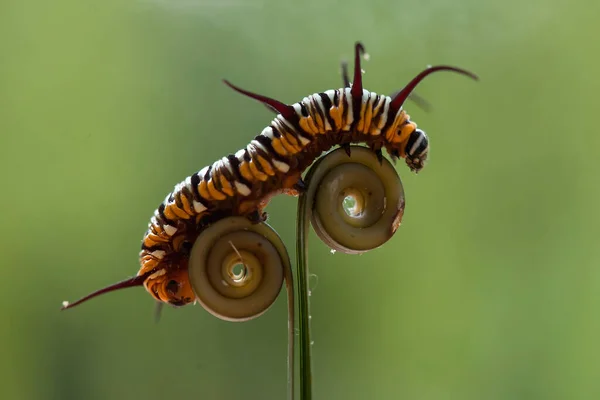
[
  {"x1": 404, "y1": 128, "x2": 429, "y2": 173},
  {"x1": 385, "y1": 122, "x2": 429, "y2": 173}
]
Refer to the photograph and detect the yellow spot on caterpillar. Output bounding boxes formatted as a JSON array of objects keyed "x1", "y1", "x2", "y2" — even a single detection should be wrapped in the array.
[
  {"x1": 207, "y1": 179, "x2": 227, "y2": 200},
  {"x1": 144, "y1": 236, "x2": 159, "y2": 248},
  {"x1": 371, "y1": 98, "x2": 388, "y2": 135},
  {"x1": 147, "y1": 233, "x2": 169, "y2": 243},
  {"x1": 329, "y1": 102, "x2": 343, "y2": 130},
  {"x1": 256, "y1": 155, "x2": 275, "y2": 176},
  {"x1": 248, "y1": 159, "x2": 269, "y2": 181},
  {"x1": 385, "y1": 110, "x2": 409, "y2": 143},
  {"x1": 307, "y1": 115, "x2": 320, "y2": 133},
  {"x1": 199, "y1": 180, "x2": 211, "y2": 201},
  {"x1": 273, "y1": 119, "x2": 301, "y2": 153},
  {"x1": 162, "y1": 204, "x2": 178, "y2": 220},
  {"x1": 177, "y1": 194, "x2": 194, "y2": 216},
  {"x1": 357, "y1": 94, "x2": 369, "y2": 133},
  {"x1": 149, "y1": 223, "x2": 161, "y2": 235},
  {"x1": 299, "y1": 117, "x2": 316, "y2": 135},
  {"x1": 280, "y1": 133, "x2": 300, "y2": 154},
  {"x1": 400, "y1": 122, "x2": 416, "y2": 140},
  {"x1": 310, "y1": 103, "x2": 325, "y2": 133},
  {"x1": 139, "y1": 257, "x2": 159, "y2": 274},
  {"x1": 167, "y1": 203, "x2": 191, "y2": 220},
  {"x1": 281, "y1": 128, "x2": 300, "y2": 148},
  {"x1": 239, "y1": 161, "x2": 255, "y2": 182},
  {"x1": 303, "y1": 115, "x2": 319, "y2": 134},
  {"x1": 271, "y1": 138, "x2": 289, "y2": 156},
  {"x1": 372, "y1": 96, "x2": 385, "y2": 115},
  {"x1": 218, "y1": 174, "x2": 234, "y2": 196},
  {"x1": 363, "y1": 99, "x2": 374, "y2": 134}
]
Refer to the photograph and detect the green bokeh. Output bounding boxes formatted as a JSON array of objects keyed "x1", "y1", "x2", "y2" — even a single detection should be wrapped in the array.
[{"x1": 1, "y1": 0, "x2": 599, "y2": 399}]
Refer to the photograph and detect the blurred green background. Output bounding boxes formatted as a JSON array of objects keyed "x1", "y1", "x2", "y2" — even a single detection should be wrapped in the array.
[{"x1": 2, "y1": 0, "x2": 599, "y2": 399}]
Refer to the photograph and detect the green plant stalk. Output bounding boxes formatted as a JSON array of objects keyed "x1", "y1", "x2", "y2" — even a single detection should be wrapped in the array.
[
  {"x1": 285, "y1": 243, "x2": 296, "y2": 400},
  {"x1": 295, "y1": 189, "x2": 313, "y2": 399}
]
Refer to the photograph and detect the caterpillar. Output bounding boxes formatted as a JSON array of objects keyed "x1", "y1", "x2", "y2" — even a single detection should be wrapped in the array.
[{"x1": 61, "y1": 42, "x2": 477, "y2": 311}]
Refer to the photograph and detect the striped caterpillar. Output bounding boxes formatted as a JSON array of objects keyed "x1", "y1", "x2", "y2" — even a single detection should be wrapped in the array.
[{"x1": 61, "y1": 42, "x2": 477, "y2": 311}]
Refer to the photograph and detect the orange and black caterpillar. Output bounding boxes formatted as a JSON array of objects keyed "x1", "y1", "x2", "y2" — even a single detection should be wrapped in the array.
[{"x1": 62, "y1": 42, "x2": 477, "y2": 310}]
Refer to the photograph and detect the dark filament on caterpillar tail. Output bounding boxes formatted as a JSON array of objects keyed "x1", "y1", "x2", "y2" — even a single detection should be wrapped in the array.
[{"x1": 61, "y1": 272, "x2": 150, "y2": 310}]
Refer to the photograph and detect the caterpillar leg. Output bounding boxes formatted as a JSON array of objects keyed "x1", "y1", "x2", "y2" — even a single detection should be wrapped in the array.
[
  {"x1": 293, "y1": 177, "x2": 307, "y2": 193},
  {"x1": 342, "y1": 143, "x2": 352, "y2": 157},
  {"x1": 374, "y1": 148, "x2": 383, "y2": 165},
  {"x1": 247, "y1": 209, "x2": 268, "y2": 224}
]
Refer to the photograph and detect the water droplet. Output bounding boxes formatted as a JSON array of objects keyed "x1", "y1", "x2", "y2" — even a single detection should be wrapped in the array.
[{"x1": 309, "y1": 274, "x2": 319, "y2": 291}]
